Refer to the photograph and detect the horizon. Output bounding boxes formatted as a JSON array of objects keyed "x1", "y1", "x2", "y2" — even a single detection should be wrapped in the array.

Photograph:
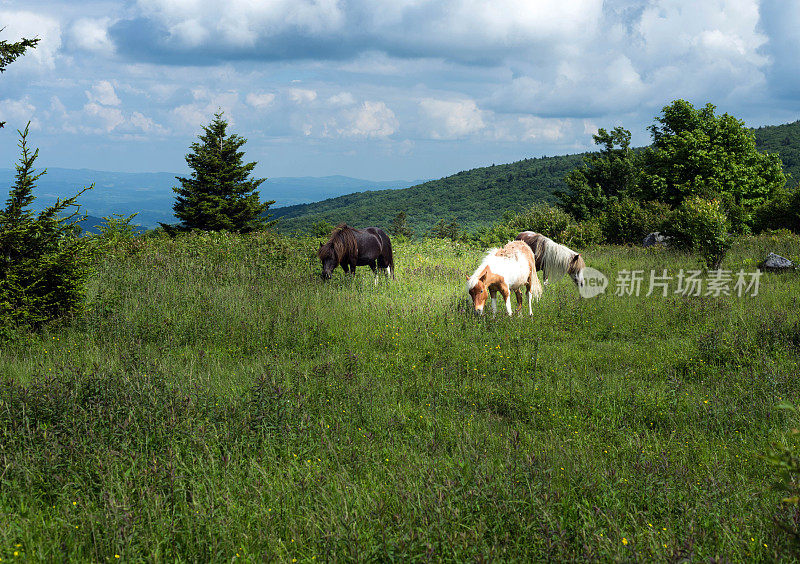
[{"x1": 2, "y1": 1, "x2": 800, "y2": 180}]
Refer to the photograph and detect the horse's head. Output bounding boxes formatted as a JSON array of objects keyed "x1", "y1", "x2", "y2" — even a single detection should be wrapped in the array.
[
  {"x1": 318, "y1": 243, "x2": 338, "y2": 280},
  {"x1": 467, "y1": 268, "x2": 490, "y2": 315},
  {"x1": 568, "y1": 253, "x2": 586, "y2": 288}
]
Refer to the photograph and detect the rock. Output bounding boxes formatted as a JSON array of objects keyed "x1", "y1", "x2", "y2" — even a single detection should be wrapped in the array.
[
  {"x1": 642, "y1": 232, "x2": 671, "y2": 247},
  {"x1": 758, "y1": 252, "x2": 795, "y2": 271}
]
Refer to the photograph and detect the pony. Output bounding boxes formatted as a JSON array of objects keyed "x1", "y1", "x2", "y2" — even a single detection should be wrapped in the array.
[
  {"x1": 467, "y1": 240, "x2": 542, "y2": 315},
  {"x1": 318, "y1": 224, "x2": 395, "y2": 281},
  {"x1": 515, "y1": 231, "x2": 586, "y2": 289}
]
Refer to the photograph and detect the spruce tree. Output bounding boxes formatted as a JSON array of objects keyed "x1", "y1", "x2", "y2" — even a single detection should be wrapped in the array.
[
  {"x1": 1, "y1": 33, "x2": 39, "y2": 129},
  {"x1": 170, "y1": 112, "x2": 275, "y2": 232},
  {"x1": 0, "y1": 124, "x2": 93, "y2": 329}
]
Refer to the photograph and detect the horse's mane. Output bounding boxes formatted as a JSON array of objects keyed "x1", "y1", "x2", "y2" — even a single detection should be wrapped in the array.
[
  {"x1": 518, "y1": 231, "x2": 583, "y2": 281},
  {"x1": 318, "y1": 223, "x2": 358, "y2": 264}
]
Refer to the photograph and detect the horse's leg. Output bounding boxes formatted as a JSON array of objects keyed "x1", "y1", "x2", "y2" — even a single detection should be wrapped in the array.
[
  {"x1": 370, "y1": 261, "x2": 379, "y2": 285},
  {"x1": 499, "y1": 284, "x2": 512, "y2": 316},
  {"x1": 515, "y1": 289, "x2": 524, "y2": 314},
  {"x1": 489, "y1": 289, "x2": 498, "y2": 315},
  {"x1": 527, "y1": 283, "x2": 533, "y2": 315}
]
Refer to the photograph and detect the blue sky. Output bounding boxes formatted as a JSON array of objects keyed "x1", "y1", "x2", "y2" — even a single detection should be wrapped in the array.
[{"x1": 1, "y1": 0, "x2": 799, "y2": 181}]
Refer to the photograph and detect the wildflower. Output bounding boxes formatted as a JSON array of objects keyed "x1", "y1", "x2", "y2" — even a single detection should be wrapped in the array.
[{"x1": 622, "y1": 538, "x2": 628, "y2": 545}]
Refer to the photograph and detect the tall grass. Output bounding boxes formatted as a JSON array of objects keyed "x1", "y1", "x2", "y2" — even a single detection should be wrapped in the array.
[{"x1": 1, "y1": 230, "x2": 800, "y2": 561}]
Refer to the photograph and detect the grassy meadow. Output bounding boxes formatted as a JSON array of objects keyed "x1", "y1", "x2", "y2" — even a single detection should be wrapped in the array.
[{"x1": 2, "y1": 230, "x2": 800, "y2": 561}]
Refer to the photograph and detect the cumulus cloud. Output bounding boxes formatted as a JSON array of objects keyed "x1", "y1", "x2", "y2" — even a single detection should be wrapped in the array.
[
  {"x1": 67, "y1": 18, "x2": 115, "y2": 53},
  {"x1": 339, "y1": 101, "x2": 398, "y2": 138},
  {"x1": 0, "y1": 11, "x2": 62, "y2": 71},
  {"x1": 0, "y1": 97, "x2": 39, "y2": 130},
  {"x1": 86, "y1": 80, "x2": 121, "y2": 106},
  {"x1": 289, "y1": 88, "x2": 317, "y2": 104},
  {"x1": 246, "y1": 92, "x2": 276, "y2": 109},
  {"x1": 419, "y1": 99, "x2": 485, "y2": 139}
]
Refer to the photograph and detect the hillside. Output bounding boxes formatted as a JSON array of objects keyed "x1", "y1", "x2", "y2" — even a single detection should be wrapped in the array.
[
  {"x1": 274, "y1": 120, "x2": 800, "y2": 236},
  {"x1": 273, "y1": 153, "x2": 586, "y2": 235},
  {"x1": 753, "y1": 120, "x2": 800, "y2": 182}
]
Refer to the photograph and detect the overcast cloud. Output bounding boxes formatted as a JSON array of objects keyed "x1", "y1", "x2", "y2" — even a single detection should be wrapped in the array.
[{"x1": 0, "y1": 0, "x2": 798, "y2": 180}]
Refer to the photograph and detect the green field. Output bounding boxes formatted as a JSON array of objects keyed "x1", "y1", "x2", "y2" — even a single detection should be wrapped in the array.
[{"x1": 2, "y1": 231, "x2": 800, "y2": 561}]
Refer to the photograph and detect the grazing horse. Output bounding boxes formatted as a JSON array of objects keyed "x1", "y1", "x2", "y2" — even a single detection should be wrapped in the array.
[
  {"x1": 318, "y1": 224, "x2": 395, "y2": 281},
  {"x1": 515, "y1": 231, "x2": 586, "y2": 289},
  {"x1": 467, "y1": 240, "x2": 542, "y2": 315}
]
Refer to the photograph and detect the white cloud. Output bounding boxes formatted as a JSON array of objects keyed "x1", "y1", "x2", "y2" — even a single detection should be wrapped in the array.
[
  {"x1": 83, "y1": 102, "x2": 125, "y2": 132},
  {"x1": 419, "y1": 98, "x2": 485, "y2": 139},
  {"x1": 246, "y1": 92, "x2": 276, "y2": 109},
  {"x1": 86, "y1": 80, "x2": 121, "y2": 106},
  {"x1": 289, "y1": 88, "x2": 317, "y2": 104},
  {"x1": 68, "y1": 18, "x2": 115, "y2": 53},
  {"x1": 0, "y1": 11, "x2": 62, "y2": 71},
  {"x1": 339, "y1": 101, "x2": 398, "y2": 138},
  {"x1": 0, "y1": 97, "x2": 39, "y2": 130}
]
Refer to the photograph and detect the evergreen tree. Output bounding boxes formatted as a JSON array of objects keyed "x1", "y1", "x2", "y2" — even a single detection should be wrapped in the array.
[
  {"x1": 389, "y1": 211, "x2": 413, "y2": 238},
  {"x1": 169, "y1": 113, "x2": 275, "y2": 232},
  {"x1": 1, "y1": 33, "x2": 39, "y2": 129},
  {"x1": 0, "y1": 125, "x2": 94, "y2": 329}
]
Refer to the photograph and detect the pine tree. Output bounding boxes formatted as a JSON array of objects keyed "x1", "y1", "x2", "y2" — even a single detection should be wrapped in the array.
[
  {"x1": 0, "y1": 124, "x2": 94, "y2": 329},
  {"x1": 169, "y1": 112, "x2": 275, "y2": 233}
]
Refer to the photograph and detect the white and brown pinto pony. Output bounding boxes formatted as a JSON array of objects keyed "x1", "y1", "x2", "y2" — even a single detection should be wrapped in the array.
[
  {"x1": 467, "y1": 240, "x2": 542, "y2": 316},
  {"x1": 515, "y1": 231, "x2": 586, "y2": 290}
]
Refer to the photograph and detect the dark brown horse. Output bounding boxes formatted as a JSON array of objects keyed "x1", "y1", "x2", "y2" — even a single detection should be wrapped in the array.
[{"x1": 318, "y1": 224, "x2": 395, "y2": 281}]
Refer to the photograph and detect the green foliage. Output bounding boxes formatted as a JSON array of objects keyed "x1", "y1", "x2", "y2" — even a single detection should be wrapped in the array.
[
  {"x1": 170, "y1": 112, "x2": 276, "y2": 233},
  {"x1": 753, "y1": 184, "x2": 800, "y2": 233},
  {"x1": 389, "y1": 211, "x2": 413, "y2": 238},
  {"x1": 310, "y1": 219, "x2": 335, "y2": 238},
  {"x1": 668, "y1": 197, "x2": 731, "y2": 269},
  {"x1": 560, "y1": 126, "x2": 641, "y2": 220},
  {"x1": 477, "y1": 203, "x2": 585, "y2": 248},
  {"x1": 766, "y1": 403, "x2": 800, "y2": 544},
  {"x1": 96, "y1": 212, "x2": 140, "y2": 249},
  {"x1": 0, "y1": 125, "x2": 94, "y2": 331},
  {"x1": 640, "y1": 100, "x2": 785, "y2": 232},
  {"x1": 599, "y1": 199, "x2": 671, "y2": 245},
  {"x1": 0, "y1": 33, "x2": 39, "y2": 129},
  {"x1": 429, "y1": 216, "x2": 464, "y2": 241},
  {"x1": 754, "y1": 120, "x2": 800, "y2": 185}
]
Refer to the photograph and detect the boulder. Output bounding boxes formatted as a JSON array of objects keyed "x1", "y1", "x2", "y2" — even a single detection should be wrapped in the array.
[
  {"x1": 758, "y1": 252, "x2": 795, "y2": 271},
  {"x1": 642, "y1": 232, "x2": 671, "y2": 247}
]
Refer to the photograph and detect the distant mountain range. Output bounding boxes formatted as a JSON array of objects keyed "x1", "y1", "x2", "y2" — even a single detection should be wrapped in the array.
[{"x1": 0, "y1": 168, "x2": 424, "y2": 228}]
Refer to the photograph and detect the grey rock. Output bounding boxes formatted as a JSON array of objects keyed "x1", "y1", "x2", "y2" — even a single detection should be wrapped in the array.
[
  {"x1": 758, "y1": 252, "x2": 795, "y2": 271},
  {"x1": 642, "y1": 232, "x2": 671, "y2": 247}
]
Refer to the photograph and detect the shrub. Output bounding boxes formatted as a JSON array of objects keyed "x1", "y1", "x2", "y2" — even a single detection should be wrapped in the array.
[
  {"x1": 599, "y1": 198, "x2": 670, "y2": 244},
  {"x1": 561, "y1": 218, "x2": 604, "y2": 248},
  {"x1": 0, "y1": 125, "x2": 95, "y2": 331},
  {"x1": 507, "y1": 203, "x2": 573, "y2": 239},
  {"x1": 752, "y1": 184, "x2": 800, "y2": 234},
  {"x1": 668, "y1": 197, "x2": 731, "y2": 269}
]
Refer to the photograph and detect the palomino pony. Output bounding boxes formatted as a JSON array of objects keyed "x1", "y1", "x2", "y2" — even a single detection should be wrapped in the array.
[
  {"x1": 318, "y1": 224, "x2": 395, "y2": 281},
  {"x1": 515, "y1": 231, "x2": 586, "y2": 290},
  {"x1": 467, "y1": 240, "x2": 542, "y2": 316}
]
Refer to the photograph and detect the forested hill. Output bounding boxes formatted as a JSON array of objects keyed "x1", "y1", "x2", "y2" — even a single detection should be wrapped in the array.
[
  {"x1": 753, "y1": 120, "x2": 800, "y2": 182},
  {"x1": 273, "y1": 153, "x2": 586, "y2": 235},
  {"x1": 273, "y1": 119, "x2": 800, "y2": 236}
]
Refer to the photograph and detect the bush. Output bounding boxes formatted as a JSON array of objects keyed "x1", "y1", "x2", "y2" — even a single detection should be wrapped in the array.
[
  {"x1": 0, "y1": 126, "x2": 94, "y2": 331},
  {"x1": 752, "y1": 184, "x2": 800, "y2": 234},
  {"x1": 561, "y1": 218, "x2": 604, "y2": 248},
  {"x1": 599, "y1": 198, "x2": 670, "y2": 244},
  {"x1": 668, "y1": 197, "x2": 731, "y2": 269},
  {"x1": 507, "y1": 203, "x2": 573, "y2": 238}
]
